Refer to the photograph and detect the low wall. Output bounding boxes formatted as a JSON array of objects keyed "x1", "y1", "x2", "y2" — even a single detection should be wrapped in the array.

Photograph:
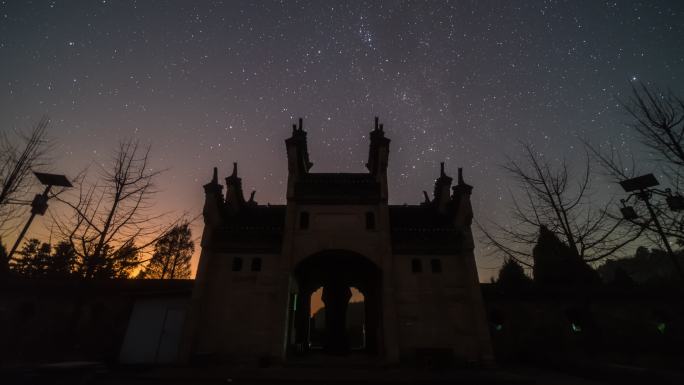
[
  {"x1": 0, "y1": 278, "x2": 193, "y2": 365},
  {"x1": 481, "y1": 284, "x2": 684, "y2": 367},
  {"x1": 2, "y1": 278, "x2": 681, "y2": 368}
]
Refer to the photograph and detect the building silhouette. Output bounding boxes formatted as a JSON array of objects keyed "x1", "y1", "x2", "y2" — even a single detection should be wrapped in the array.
[{"x1": 182, "y1": 118, "x2": 493, "y2": 365}]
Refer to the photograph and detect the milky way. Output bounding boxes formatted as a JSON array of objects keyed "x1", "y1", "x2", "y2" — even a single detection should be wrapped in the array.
[{"x1": 2, "y1": 1, "x2": 683, "y2": 279}]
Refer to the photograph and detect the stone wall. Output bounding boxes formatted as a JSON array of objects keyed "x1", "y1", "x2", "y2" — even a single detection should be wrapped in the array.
[
  {"x1": 190, "y1": 251, "x2": 285, "y2": 363},
  {"x1": 392, "y1": 252, "x2": 488, "y2": 363}
]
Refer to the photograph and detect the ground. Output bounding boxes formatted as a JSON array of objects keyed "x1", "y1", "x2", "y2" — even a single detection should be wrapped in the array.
[{"x1": 4, "y1": 362, "x2": 684, "y2": 385}]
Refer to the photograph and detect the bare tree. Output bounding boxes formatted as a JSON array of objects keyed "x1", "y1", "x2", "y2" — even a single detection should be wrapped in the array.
[
  {"x1": 626, "y1": 84, "x2": 684, "y2": 174},
  {"x1": 0, "y1": 117, "x2": 50, "y2": 236},
  {"x1": 479, "y1": 143, "x2": 643, "y2": 267},
  {"x1": 52, "y1": 139, "x2": 174, "y2": 279},
  {"x1": 586, "y1": 84, "x2": 684, "y2": 245}
]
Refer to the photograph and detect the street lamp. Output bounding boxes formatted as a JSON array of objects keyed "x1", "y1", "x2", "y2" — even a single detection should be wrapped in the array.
[
  {"x1": 619, "y1": 173, "x2": 684, "y2": 282},
  {"x1": 666, "y1": 194, "x2": 684, "y2": 211},
  {"x1": 7, "y1": 172, "x2": 72, "y2": 260}
]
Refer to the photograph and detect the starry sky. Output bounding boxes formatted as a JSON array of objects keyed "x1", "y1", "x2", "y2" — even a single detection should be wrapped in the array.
[{"x1": 2, "y1": 0, "x2": 684, "y2": 281}]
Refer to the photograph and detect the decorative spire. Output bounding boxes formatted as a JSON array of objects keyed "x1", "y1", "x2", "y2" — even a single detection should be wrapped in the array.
[
  {"x1": 454, "y1": 167, "x2": 473, "y2": 194},
  {"x1": 366, "y1": 116, "x2": 390, "y2": 175},
  {"x1": 433, "y1": 161, "x2": 453, "y2": 213},
  {"x1": 291, "y1": 118, "x2": 304, "y2": 133},
  {"x1": 202, "y1": 166, "x2": 224, "y2": 227},
  {"x1": 452, "y1": 167, "x2": 474, "y2": 228},
  {"x1": 203, "y1": 166, "x2": 223, "y2": 194},
  {"x1": 285, "y1": 117, "x2": 313, "y2": 186},
  {"x1": 435, "y1": 162, "x2": 452, "y2": 184},
  {"x1": 226, "y1": 162, "x2": 246, "y2": 210},
  {"x1": 372, "y1": 116, "x2": 385, "y2": 132},
  {"x1": 247, "y1": 190, "x2": 257, "y2": 206},
  {"x1": 422, "y1": 190, "x2": 431, "y2": 205}
]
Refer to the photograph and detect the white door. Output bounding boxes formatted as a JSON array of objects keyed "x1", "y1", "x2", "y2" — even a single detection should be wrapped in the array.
[
  {"x1": 119, "y1": 299, "x2": 187, "y2": 364},
  {"x1": 155, "y1": 308, "x2": 185, "y2": 363}
]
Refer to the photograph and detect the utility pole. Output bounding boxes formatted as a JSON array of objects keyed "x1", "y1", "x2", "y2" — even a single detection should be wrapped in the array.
[
  {"x1": 620, "y1": 174, "x2": 684, "y2": 282},
  {"x1": 7, "y1": 172, "x2": 72, "y2": 261}
]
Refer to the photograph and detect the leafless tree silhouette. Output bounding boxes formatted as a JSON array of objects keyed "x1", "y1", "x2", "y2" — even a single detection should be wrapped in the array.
[
  {"x1": 52, "y1": 139, "x2": 176, "y2": 278},
  {"x1": 0, "y1": 117, "x2": 50, "y2": 236},
  {"x1": 0, "y1": 118, "x2": 51, "y2": 276},
  {"x1": 586, "y1": 84, "x2": 684, "y2": 246},
  {"x1": 479, "y1": 143, "x2": 643, "y2": 266}
]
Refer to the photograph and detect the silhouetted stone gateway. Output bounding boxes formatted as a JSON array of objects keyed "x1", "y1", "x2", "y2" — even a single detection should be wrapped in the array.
[{"x1": 182, "y1": 117, "x2": 493, "y2": 367}]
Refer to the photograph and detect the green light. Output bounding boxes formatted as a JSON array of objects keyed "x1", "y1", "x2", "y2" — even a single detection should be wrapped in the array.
[
  {"x1": 495, "y1": 324, "x2": 503, "y2": 332},
  {"x1": 571, "y1": 323, "x2": 582, "y2": 333},
  {"x1": 657, "y1": 323, "x2": 666, "y2": 334}
]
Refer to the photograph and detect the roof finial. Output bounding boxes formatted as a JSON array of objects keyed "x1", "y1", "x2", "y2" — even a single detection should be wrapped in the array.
[
  {"x1": 379, "y1": 123, "x2": 384, "y2": 132},
  {"x1": 458, "y1": 167, "x2": 464, "y2": 184},
  {"x1": 440, "y1": 162, "x2": 445, "y2": 177},
  {"x1": 212, "y1": 167, "x2": 218, "y2": 183},
  {"x1": 374, "y1": 116, "x2": 379, "y2": 131},
  {"x1": 232, "y1": 162, "x2": 238, "y2": 177},
  {"x1": 292, "y1": 123, "x2": 297, "y2": 133},
  {"x1": 298, "y1": 117, "x2": 303, "y2": 131}
]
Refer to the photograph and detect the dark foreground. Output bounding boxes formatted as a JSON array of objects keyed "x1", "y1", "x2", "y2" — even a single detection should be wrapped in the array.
[{"x1": 3, "y1": 361, "x2": 684, "y2": 385}]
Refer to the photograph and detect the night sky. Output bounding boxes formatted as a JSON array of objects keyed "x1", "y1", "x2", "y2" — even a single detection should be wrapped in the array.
[{"x1": 2, "y1": 1, "x2": 683, "y2": 281}]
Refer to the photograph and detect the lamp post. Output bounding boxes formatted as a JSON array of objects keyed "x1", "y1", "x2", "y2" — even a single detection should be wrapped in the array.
[
  {"x1": 7, "y1": 172, "x2": 72, "y2": 260},
  {"x1": 619, "y1": 173, "x2": 684, "y2": 281}
]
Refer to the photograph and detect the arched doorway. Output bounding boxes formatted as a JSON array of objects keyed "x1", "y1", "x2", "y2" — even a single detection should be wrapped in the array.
[
  {"x1": 289, "y1": 250, "x2": 381, "y2": 357},
  {"x1": 309, "y1": 287, "x2": 366, "y2": 350}
]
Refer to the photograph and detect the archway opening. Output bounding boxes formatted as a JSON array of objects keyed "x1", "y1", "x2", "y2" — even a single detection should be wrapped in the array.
[
  {"x1": 309, "y1": 286, "x2": 366, "y2": 350},
  {"x1": 289, "y1": 250, "x2": 380, "y2": 356}
]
